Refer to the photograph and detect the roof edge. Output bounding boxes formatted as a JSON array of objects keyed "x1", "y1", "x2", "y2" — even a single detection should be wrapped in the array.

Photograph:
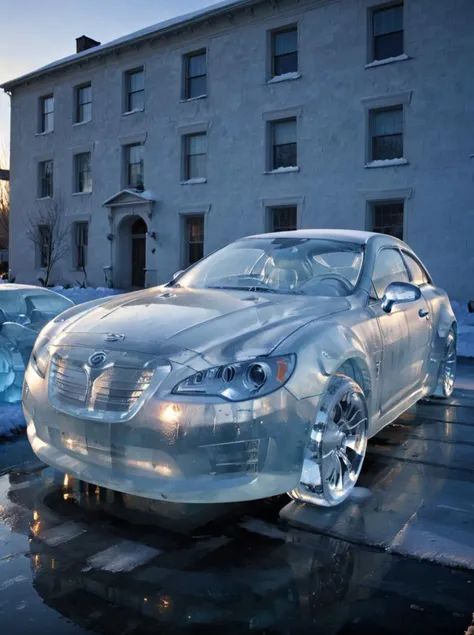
[{"x1": 1, "y1": 0, "x2": 258, "y2": 91}]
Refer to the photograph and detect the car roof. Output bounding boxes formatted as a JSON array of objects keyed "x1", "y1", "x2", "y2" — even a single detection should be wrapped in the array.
[
  {"x1": 243, "y1": 229, "x2": 405, "y2": 246},
  {"x1": 0, "y1": 284, "x2": 53, "y2": 292}
]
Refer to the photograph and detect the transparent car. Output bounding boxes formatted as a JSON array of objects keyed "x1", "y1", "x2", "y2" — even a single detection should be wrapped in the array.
[{"x1": 23, "y1": 230, "x2": 456, "y2": 506}]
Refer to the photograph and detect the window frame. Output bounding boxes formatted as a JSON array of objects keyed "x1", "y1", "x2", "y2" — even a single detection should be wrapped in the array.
[
  {"x1": 183, "y1": 214, "x2": 205, "y2": 268},
  {"x1": 124, "y1": 67, "x2": 145, "y2": 114},
  {"x1": 73, "y1": 221, "x2": 89, "y2": 270},
  {"x1": 124, "y1": 143, "x2": 144, "y2": 189},
  {"x1": 369, "y1": 105, "x2": 404, "y2": 162},
  {"x1": 74, "y1": 152, "x2": 92, "y2": 194},
  {"x1": 183, "y1": 132, "x2": 207, "y2": 181},
  {"x1": 369, "y1": 2, "x2": 404, "y2": 63},
  {"x1": 269, "y1": 117, "x2": 298, "y2": 171},
  {"x1": 268, "y1": 205, "x2": 298, "y2": 232},
  {"x1": 38, "y1": 160, "x2": 54, "y2": 199},
  {"x1": 270, "y1": 25, "x2": 298, "y2": 78},
  {"x1": 39, "y1": 95, "x2": 54, "y2": 133},
  {"x1": 183, "y1": 50, "x2": 207, "y2": 100},
  {"x1": 74, "y1": 83, "x2": 92, "y2": 124},
  {"x1": 400, "y1": 249, "x2": 432, "y2": 286}
]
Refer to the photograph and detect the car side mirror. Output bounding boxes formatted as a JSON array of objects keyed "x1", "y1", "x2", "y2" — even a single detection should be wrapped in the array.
[
  {"x1": 381, "y1": 281, "x2": 421, "y2": 313},
  {"x1": 172, "y1": 270, "x2": 184, "y2": 281}
]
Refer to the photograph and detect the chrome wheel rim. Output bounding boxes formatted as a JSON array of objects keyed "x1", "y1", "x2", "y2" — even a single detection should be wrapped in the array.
[
  {"x1": 443, "y1": 332, "x2": 457, "y2": 397},
  {"x1": 320, "y1": 390, "x2": 367, "y2": 503}
]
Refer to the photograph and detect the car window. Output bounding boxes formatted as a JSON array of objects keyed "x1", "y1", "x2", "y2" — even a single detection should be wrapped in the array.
[
  {"x1": 0, "y1": 290, "x2": 25, "y2": 319},
  {"x1": 372, "y1": 248, "x2": 409, "y2": 299},
  {"x1": 403, "y1": 252, "x2": 429, "y2": 286}
]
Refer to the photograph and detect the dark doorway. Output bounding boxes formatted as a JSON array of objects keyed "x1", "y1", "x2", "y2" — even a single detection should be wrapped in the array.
[{"x1": 131, "y1": 217, "x2": 147, "y2": 288}]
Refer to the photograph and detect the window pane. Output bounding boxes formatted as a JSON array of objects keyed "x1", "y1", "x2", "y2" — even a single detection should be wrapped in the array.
[
  {"x1": 271, "y1": 207, "x2": 297, "y2": 231},
  {"x1": 372, "y1": 248, "x2": 409, "y2": 298},
  {"x1": 129, "y1": 145, "x2": 143, "y2": 164},
  {"x1": 188, "y1": 76, "x2": 207, "y2": 99},
  {"x1": 43, "y1": 97, "x2": 54, "y2": 115},
  {"x1": 188, "y1": 154, "x2": 206, "y2": 179},
  {"x1": 374, "y1": 31, "x2": 404, "y2": 60},
  {"x1": 373, "y1": 109, "x2": 402, "y2": 135},
  {"x1": 403, "y1": 252, "x2": 428, "y2": 285},
  {"x1": 186, "y1": 216, "x2": 204, "y2": 266},
  {"x1": 79, "y1": 85, "x2": 91, "y2": 105},
  {"x1": 79, "y1": 102, "x2": 92, "y2": 122},
  {"x1": 188, "y1": 134, "x2": 206, "y2": 155},
  {"x1": 274, "y1": 28, "x2": 297, "y2": 56},
  {"x1": 372, "y1": 134, "x2": 403, "y2": 160},
  {"x1": 273, "y1": 143, "x2": 297, "y2": 169},
  {"x1": 274, "y1": 52, "x2": 298, "y2": 76},
  {"x1": 372, "y1": 202, "x2": 404, "y2": 240},
  {"x1": 188, "y1": 53, "x2": 206, "y2": 78},
  {"x1": 129, "y1": 70, "x2": 144, "y2": 92},
  {"x1": 273, "y1": 120, "x2": 296, "y2": 145},
  {"x1": 374, "y1": 5, "x2": 403, "y2": 36},
  {"x1": 129, "y1": 90, "x2": 144, "y2": 111}
]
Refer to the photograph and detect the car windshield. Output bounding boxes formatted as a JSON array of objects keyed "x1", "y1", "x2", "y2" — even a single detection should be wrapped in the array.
[{"x1": 177, "y1": 237, "x2": 364, "y2": 296}]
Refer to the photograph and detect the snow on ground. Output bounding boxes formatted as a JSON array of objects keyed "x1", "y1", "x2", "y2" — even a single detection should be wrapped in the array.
[{"x1": 0, "y1": 286, "x2": 124, "y2": 438}]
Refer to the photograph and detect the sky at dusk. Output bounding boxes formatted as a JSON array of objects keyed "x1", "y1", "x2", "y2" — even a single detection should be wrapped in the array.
[{"x1": 0, "y1": 0, "x2": 214, "y2": 161}]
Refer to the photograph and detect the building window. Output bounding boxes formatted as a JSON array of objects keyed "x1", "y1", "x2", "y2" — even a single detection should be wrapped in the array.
[
  {"x1": 371, "y1": 3, "x2": 404, "y2": 62},
  {"x1": 271, "y1": 26, "x2": 298, "y2": 77},
  {"x1": 371, "y1": 200, "x2": 404, "y2": 240},
  {"x1": 370, "y1": 107, "x2": 403, "y2": 161},
  {"x1": 125, "y1": 144, "x2": 144, "y2": 189},
  {"x1": 75, "y1": 83, "x2": 92, "y2": 123},
  {"x1": 38, "y1": 160, "x2": 53, "y2": 198},
  {"x1": 125, "y1": 68, "x2": 144, "y2": 112},
  {"x1": 74, "y1": 152, "x2": 92, "y2": 193},
  {"x1": 74, "y1": 222, "x2": 89, "y2": 270},
  {"x1": 184, "y1": 51, "x2": 207, "y2": 100},
  {"x1": 185, "y1": 215, "x2": 204, "y2": 266},
  {"x1": 39, "y1": 95, "x2": 54, "y2": 133},
  {"x1": 184, "y1": 133, "x2": 207, "y2": 181},
  {"x1": 269, "y1": 206, "x2": 297, "y2": 232},
  {"x1": 39, "y1": 224, "x2": 51, "y2": 268},
  {"x1": 270, "y1": 118, "x2": 297, "y2": 170}
]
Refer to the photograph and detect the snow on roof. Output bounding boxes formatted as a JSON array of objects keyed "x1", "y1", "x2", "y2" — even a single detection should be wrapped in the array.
[{"x1": 1, "y1": 0, "x2": 254, "y2": 90}]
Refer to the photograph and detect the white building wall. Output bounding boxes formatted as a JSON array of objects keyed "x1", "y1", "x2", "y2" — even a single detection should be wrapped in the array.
[{"x1": 7, "y1": 0, "x2": 474, "y2": 298}]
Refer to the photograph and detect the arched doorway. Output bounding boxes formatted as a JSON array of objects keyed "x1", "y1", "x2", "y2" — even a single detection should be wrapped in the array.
[{"x1": 131, "y1": 217, "x2": 147, "y2": 288}]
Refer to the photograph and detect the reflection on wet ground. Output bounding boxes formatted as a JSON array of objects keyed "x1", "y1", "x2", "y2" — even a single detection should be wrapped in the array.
[{"x1": 0, "y1": 361, "x2": 474, "y2": 635}]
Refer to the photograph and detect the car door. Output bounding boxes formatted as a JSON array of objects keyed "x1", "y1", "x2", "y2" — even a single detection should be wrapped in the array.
[{"x1": 369, "y1": 248, "x2": 430, "y2": 415}]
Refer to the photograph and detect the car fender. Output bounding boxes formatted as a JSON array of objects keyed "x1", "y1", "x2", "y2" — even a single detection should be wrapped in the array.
[{"x1": 275, "y1": 321, "x2": 377, "y2": 402}]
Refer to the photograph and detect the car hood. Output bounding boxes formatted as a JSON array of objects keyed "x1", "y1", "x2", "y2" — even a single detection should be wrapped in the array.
[{"x1": 60, "y1": 287, "x2": 351, "y2": 366}]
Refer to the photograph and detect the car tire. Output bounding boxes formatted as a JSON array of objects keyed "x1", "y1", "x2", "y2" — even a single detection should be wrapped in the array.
[
  {"x1": 433, "y1": 327, "x2": 457, "y2": 399},
  {"x1": 289, "y1": 374, "x2": 368, "y2": 507}
]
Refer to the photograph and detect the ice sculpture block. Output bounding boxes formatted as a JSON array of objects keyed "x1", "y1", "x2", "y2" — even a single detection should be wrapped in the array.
[{"x1": 0, "y1": 285, "x2": 74, "y2": 403}]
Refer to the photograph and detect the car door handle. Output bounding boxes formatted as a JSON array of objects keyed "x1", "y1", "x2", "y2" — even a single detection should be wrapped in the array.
[{"x1": 418, "y1": 309, "x2": 429, "y2": 318}]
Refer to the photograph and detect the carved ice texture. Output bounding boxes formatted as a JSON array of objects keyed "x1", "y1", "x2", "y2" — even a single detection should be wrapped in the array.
[{"x1": 0, "y1": 287, "x2": 74, "y2": 403}]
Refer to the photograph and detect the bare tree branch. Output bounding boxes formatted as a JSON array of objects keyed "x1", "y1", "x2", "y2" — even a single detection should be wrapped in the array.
[{"x1": 25, "y1": 195, "x2": 70, "y2": 287}]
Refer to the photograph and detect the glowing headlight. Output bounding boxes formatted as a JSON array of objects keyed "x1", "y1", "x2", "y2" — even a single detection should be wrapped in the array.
[{"x1": 172, "y1": 355, "x2": 295, "y2": 401}]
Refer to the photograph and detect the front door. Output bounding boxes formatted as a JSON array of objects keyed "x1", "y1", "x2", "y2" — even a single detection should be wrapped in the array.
[{"x1": 131, "y1": 218, "x2": 147, "y2": 288}]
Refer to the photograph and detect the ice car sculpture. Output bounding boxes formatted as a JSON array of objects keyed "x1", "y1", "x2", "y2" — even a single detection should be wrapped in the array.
[
  {"x1": 0, "y1": 285, "x2": 73, "y2": 403},
  {"x1": 23, "y1": 231, "x2": 457, "y2": 507}
]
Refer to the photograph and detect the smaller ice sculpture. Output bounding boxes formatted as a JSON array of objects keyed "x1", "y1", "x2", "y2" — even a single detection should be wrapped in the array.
[{"x1": 0, "y1": 286, "x2": 74, "y2": 403}]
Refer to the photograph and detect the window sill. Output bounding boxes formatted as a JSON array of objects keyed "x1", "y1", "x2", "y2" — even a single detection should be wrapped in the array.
[
  {"x1": 365, "y1": 158, "x2": 408, "y2": 169},
  {"x1": 36, "y1": 196, "x2": 52, "y2": 201},
  {"x1": 35, "y1": 130, "x2": 53, "y2": 137},
  {"x1": 72, "y1": 191, "x2": 92, "y2": 196},
  {"x1": 73, "y1": 119, "x2": 92, "y2": 127},
  {"x1": 365, "y1": 54, "x2": 410, "y2": 69},
  {"x1": 180, "y1": 95, "x2": 207, "y2": 103},
  {"x1": 267, "y1": 72, "x2": 301, "y2": 85},
  {"x1": 122, "y1": 108, "x2": 144, "y2": 117},
  {"x1": 180, "y1": 178, "x2": 207, "y2": 185},
  {"x1": 264, "y1": 166, "x2": 300, "y2": 174}
]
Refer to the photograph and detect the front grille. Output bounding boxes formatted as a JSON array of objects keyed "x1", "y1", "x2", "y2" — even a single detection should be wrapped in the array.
[{"x1": 49, "y1": 347, "x2": 170, "y2": 422}]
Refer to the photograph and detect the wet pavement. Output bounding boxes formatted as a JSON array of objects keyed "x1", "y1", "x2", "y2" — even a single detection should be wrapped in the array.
[{"x1": 1, "y1": 362, "x2": 474, "y2": 635}]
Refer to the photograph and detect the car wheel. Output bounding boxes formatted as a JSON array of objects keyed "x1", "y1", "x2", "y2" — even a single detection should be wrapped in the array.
[
  {"x1": 289, "y1": 374, "x2": 368, "y2": 507},
  {"x1": 435, "y1": 328, "x2": 457, "y2": 399}
]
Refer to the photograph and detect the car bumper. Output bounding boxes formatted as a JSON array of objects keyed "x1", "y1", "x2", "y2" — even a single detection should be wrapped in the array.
[{"x1": 23, "y1": 366, "x2": 319, "y2": 503}]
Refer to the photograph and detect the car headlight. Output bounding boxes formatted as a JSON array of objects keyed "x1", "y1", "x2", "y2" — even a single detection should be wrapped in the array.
[
  {"x1": 30, "y1": 322, "x2": 64, "y2": 378},
  {"x1": 172, "y1": 354, "x2": 296, "y2": 401}
]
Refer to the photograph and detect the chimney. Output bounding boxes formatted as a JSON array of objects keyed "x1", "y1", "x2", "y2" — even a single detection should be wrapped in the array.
[{"x1": 76, "y1": 35, "x2": 101, "y2": 54}]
